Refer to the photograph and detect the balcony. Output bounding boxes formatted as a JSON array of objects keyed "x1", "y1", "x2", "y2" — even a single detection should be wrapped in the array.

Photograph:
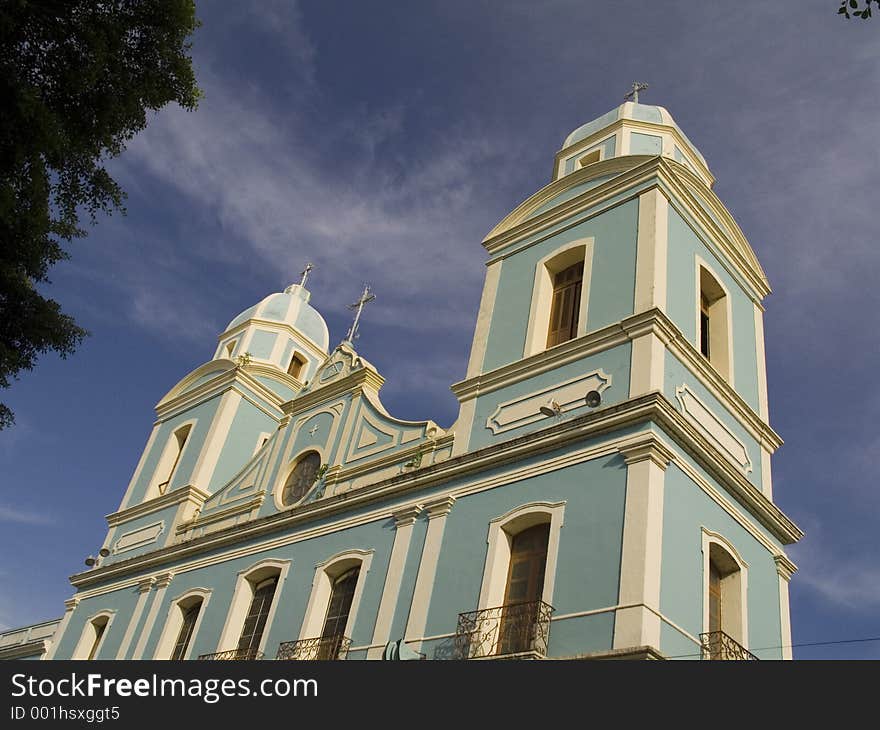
[
  {"x1": 276, "y1": 635, "x2": 352, "y2": 660},
  {"x1": 699, "y1": 631, "x2": 758, "y2": 660},
  {"x1": 197, "y1": 647, "x2": 264, "y2": 661},
  {"x1": 453, "y1": 600, "x2": 554, "y2": 659}
]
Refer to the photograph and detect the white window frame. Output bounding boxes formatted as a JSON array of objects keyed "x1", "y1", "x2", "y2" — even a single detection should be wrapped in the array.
[
  {"x1": 702, "y1": 528, "x2": 749, "y2": 648},
  {"x1": 523, "y1": 239, "x2": 595, "y2": 358},
  {"x1": 274, "y1": 447, "x2": 327, "y2": 511},
  {"x1": 695, "y1": 256, "x2": 734, "y2": 385},
  {"x1": 152, "y1": 588, "x2": 212, "y2": 660},
  {"x1": 145, "y1": 419, "x2": 197, "y2": 501},
  {"x1": 71, "y1": 610, "x2": 115, "y2": 660},
  {"x1": 214, "y1": 559, "x2": 291, "y2": 656},
  {"x1": 478, "y1": 501, "x2": 566, "y2": 611},
  {"x1": 297, "y1": 549, "x2": 374, "y2": 655}
]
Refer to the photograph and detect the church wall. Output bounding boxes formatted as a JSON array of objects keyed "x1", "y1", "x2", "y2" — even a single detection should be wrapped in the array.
[
  {"x1": 104, "y1": 504, "x2": 180, "y2": 563},
  {"x1": 53, "y1": 587, "x2": 140, "y2": 660},
  {"x1": 659, "y1": 462, "x2": 784, "y2": 660},
  {"x1": 481, "y1": 198, "x2": 639, "y2": 372},
  {"x1": 206, "y1": 398, "x2": 277, "y2": 494},
  {"x1": 246, "y1": 329, "x2": 277, "y2": 360},
  {"x1": 466, "y1": 343, "x2": 632, "y2": 451},
  {"x1": 665, "y1": 206, "x2": 761, "y2": 412},
  {"x1": 663, "y1": 352, "x2": 763, "y2": 492},
  {"x1": 419, "y1": 449, "x2": 627, "y2": 659},
  {"x1": 127, "y1": 395, "x2": 225, "y2": 505}
]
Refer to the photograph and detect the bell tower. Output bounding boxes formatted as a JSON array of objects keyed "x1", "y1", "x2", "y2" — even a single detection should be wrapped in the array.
[{"x1": 450, "y1": 97, "x2": 801, "y2": 659}]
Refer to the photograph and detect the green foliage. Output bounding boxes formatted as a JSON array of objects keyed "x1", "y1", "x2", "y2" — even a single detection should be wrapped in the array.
[
  {"x1": 0, "y1": 0, "x2": 201, "y2": 428},
  {"x1": 839, "y1": 0, "x2": 876, "y2": 18}
]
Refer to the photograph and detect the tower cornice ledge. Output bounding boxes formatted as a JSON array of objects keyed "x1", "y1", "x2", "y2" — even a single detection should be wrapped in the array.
[{"x1": 69, "y1": 393, "x2": 801, "y2": 591}]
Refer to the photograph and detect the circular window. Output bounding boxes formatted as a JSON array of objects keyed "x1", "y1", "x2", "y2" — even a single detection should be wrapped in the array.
[{"x1": 280, "y1": 451, "x2": 322, "y2": 506}]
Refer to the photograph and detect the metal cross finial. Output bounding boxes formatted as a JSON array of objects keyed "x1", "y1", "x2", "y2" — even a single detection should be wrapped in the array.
[
  {"x1": 625, "y1": 82, "x2": 649, "y2": 104},
  {"x1": 299, "y1": 262, "x2": 314, "y2": 288},
  {"x1": 345, "y1": 285, "x2": 376, "y2": 343}
]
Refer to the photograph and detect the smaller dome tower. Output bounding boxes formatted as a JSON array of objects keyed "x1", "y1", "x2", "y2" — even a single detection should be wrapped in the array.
[{"x1": 214, "y1": 271, "x2": 330, "y2": 386}]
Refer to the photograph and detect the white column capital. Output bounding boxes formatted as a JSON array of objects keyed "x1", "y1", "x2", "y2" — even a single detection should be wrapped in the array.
[
  {"x1": 619, "y1": 434, "x2": 674, "y2": 470},
  {"x1": 774, "y1": 554, "x2": 797, "y2": 582},
  {"x1": 423, "y1": 495, "x2": 456, "y2": 519},
  {"x1": 392, "y1": 505, "x2": 423, "y2": 528},
  {"x1": 136, "y1": 578, "x2": 156, "y2": 594}
]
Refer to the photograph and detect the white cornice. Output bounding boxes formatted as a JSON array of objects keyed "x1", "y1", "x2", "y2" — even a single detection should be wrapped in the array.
[
  {"x1": 106, "y1": 485, "x2": 210, "y2": 528},
  {"x1": 71, "y1": 392, "x2": 802, "y2": 591},
  {"x1": 218, "y1": 318, "x2": 328, "y2": 362}
]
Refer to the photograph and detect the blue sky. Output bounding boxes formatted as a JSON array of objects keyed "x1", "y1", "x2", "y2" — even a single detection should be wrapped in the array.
[{"x1": 2, "y1": 1, "x2": 878, "y2": 658}]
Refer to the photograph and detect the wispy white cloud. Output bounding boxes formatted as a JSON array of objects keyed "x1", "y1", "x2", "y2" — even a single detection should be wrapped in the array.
[{"x1": 0, "y1": 505, "x2": 53, "y2": 526}]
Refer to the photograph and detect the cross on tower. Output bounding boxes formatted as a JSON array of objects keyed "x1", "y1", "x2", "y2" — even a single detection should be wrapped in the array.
[
  {"x1": 345, "y1": 285, "x2": 376, "y2": 343},
  {"x1": 625, "y1": 82, "x2": 649, "y2": 104},
  {"x1": 299, "y1": 262, "x2": 313, "y2": 288}
]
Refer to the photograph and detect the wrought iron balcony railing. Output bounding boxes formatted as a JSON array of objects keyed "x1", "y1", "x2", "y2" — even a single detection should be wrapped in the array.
[
  {"x1": 699, "y1": 631, "x2": 758, "y2": 660},
  {"x1": 453, "y1": 600, "x2": 554, "y2": 659},
  {"x1": 276, "y1": 635, "x2": 352, "y2": 660},
  {"x1": 197, "y1": 647, "x2": 264, "y2": 661}
]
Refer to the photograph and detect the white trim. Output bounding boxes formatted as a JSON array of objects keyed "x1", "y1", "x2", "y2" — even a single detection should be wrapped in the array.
[
  {"x1": 145, "y1": 419, "x2": 198, "y2": 502},
  {"x1": 115, "y1": 578, "x2": 154, "y2": 658},
  {"x1": 478, "y1": 501, "x2": 566, "y2": 611},
  {"x1": 675, "y1": 384, "x2": 752, "y2": 474},
  {"x1": 367, "y1": 506, "x2": 422, "y2": 658},
  {"x1": 753, "y1": 302, "x2": 769, "y2": 421},
  {"x1": 405, "y1": 497, "x2": 456, "y2": 648},
  {"x1": 628, "y1": 332, "x2": 665, "y2": 397},
  {"x1": 152, "y1": 587, "x2": 213, "y2": 660},
  {"x1": 760, "y1": 446, "x2": 773, "y2": 500},
  {"x1": 71, "y1": 610, "x2": 116, "y2": 660},
  {"x1": 189, "y1": 391, "x2": 242, "y2": 492},
  {"x1": 613, "y1": 440, "x2": 669, "y2": 650},
  {"x1": 118, "y1": 424, "x2": 161, "y2": 512},
  {"x1": 701, "y1": 528, "x2": 749, "y2": 648},
  {"x1": 775, "y1": 557, "x2": 794, "y2": 660},
  {"x1": 298, "y1": 549, "x2": 374, "y2": 647},
  {"x1": 634, "y1": 188, "x2": 669, "y2": 313},
  {"x1": 130, "y1": 572, "x2": 174, "y2": 659},
  {"x1": 695, "y1": 255, "x2": 734, "y2": 386},
  {"x1": 274, "y1": 446, "x2": 327, "y2": 511},
  {"x1": 466, "y1": 263, "x2": 501, "y2": 380},
  {"x1": 44, "y1": 598, "x2": 79, "y2": 660},
  {"x1": 523, "y1": 238, "x2": 595, "y2": 358},
  {"x1": 215, "y1": 558, "x2": 291, "y2": 655},
  {"x1": 252, "y1": 432, "x2": 273, "y2": 457}
]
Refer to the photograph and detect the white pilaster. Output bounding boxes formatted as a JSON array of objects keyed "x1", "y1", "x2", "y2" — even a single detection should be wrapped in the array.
[
  {"x1": 613, "y1": 435, "x2": 673, "y2": 652},
  {"x1": 775, "y1": 555, "x2": 796, "y2": 660},
  {"x1": 117, "y1": 424, "x2": 161, "y2": 512},
  {"x1": 633, "y1": 187, "x2": 669, "y2": 313},
  {"x1": 131, "y1": 572, "x2": 174, "y2": 660},
  {"x1": 115, "y1": 578, "x2": 155, "y2": 659},
  {"x1": 405, "y1": 496, "x2": 456, "y2": 649},
  {"x1": 367, "y1": 506, "x2": 422, "y2": 658},
  {"x1": 465, "y1": 260, "x2": 502, "y2": 379},
  {"x1": 43, "y1": 597, "x2": 80, "y2": 660},
  {"x1": 754, "y1": 302, "x2": 769, "y2": 422},
  {"x1": 189, "y1": 390, "x2": 242, "y2": 491},
  {"x1": 629, "y1": 332, "x2": 666, "y2": 397}
]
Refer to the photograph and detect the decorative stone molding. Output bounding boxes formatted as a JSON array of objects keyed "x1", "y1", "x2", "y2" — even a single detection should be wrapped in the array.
[
  {"x1": 136, "y1": 578, "x2": 156, "y2": 594},
  {"x1": 675, "y1": 385, "x2": 752, "y2": 473},
  {"x1": 618, "y1": 433, "x2": 675, "y2": 470},
  {"x1": 774, "y1": 554, "x2": 797, "y2": 581},
  {"x1": 107, "y1": 485, "x2": 210, "y2": 528},
  {"x1": 392, "y1": 506, "x2": 423, "y2": 528},
  {"x1": 485, "y1": 370, "x2": 611, "y2": 434},
  {"x1": 423, "y1": 495, "x2": 456, "y2": 519},
  {"x1": 114, "y1": 522, "x2": 165, "y2": 554}
]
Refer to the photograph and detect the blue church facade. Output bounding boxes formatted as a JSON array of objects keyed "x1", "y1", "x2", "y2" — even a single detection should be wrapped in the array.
[{"x1": 3, "y1": 101, "x2": 801, "y2": 661}]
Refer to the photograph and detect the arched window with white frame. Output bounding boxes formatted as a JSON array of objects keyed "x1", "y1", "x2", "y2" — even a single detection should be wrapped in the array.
[
  {"x1": 701, "y1": 530, "x2": 749, "y2": 659},
  {"x1": 523, "y1": 240, "x2": 595, "y2": 358},
  {"x1": 71, "y1": 611, "x2": 114, "y2": 660},
  {"x1": 145, "y1": 422, "x2": 194, "y2": 501},
  {"x1": 696, "y1": 260, "x2": 733, "y2": 384},
  {"x1": 209, "y1": 559, "x2": 290, "y2": 660},
  {"x1": 153, "y1": 589, "x2": 211, "y2": 660},
  {"x1": 280, "y1": 549, "x2": 373, "y2": 661}
]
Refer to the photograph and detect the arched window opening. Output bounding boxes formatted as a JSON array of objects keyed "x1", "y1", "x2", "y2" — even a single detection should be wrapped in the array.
[
  {"x1": 280, "y1": 451, "x2": 322, "y2": 507},
  {"x1": 546, "y1": 262, "x2": 584, "y2": 348},
  {"x1": 150, "y1": 423, "x2": 192, "y2": 499},
  {"x1": 702, "y1": 539, "x2": 749, "y2": 660},
  {"x1": 316, "y1": 568, "x2": 360, "y2": 659},
  {"x1": 170, "y1": 600, "x2": 202, "y2": 661},
  {"x1": 86, "y1": 616, "x2": 109, "y2": 660},
  {"x1": 224, "y1": 340, "x2": 237, "y2": 359},
  {"x1": 237, "y1": 576, "x2": 278, "y2": 655},
  {"x1": 497, "y1": 523, "x2": 550, "y2": 655},
  {"x1": 287, "y1": 353, "x2": 307, "y2": 380},
  {"x1": 698, "y1": 266, "x2": 731, "y2": 382}
]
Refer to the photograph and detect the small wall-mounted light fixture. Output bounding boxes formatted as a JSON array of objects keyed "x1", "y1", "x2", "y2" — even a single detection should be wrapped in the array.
[
  {"x1": 99, "y1": 548, "x2": 110, "y2": 558},
  {"x1": 585, "y1": 390, "x2": 602, "y2": 408},
  {"x1": 539, "y1": 400, "x2": 562, "y2": 418},
  {"x1": 84, "y1": 555, "x2": 96, "y2": 567}
]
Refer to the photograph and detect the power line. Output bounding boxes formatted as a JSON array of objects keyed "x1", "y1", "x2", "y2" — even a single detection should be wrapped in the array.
[{"x1": 664, "y1": 635, "x2": 880, "y2": 659}]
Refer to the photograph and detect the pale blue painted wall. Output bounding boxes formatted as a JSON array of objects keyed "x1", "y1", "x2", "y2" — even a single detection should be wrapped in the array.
[
  {"x1": 531, "y1": 174, "x2": 619, "y2": 218},
  {"x1": 208, "y1": 398, "x2": 277, "y2": 494},
  {"x1": 630, "y1": 132, "x2": 662, "y2": 156},
  {"x1": 468, "y1": 343, "x2": 632, "y2": 451},
  {"x1": 53, "y1": 587, "x2": 140, "y2": 660},
  {"x1": 247, "y1": 330, "x2": 277, "y2": 360},
  {"x1": 562, "y1": 136, "x2": 617, "y2": 175},
  {"x1": 482, "y1": 198, "x2": 640, "y2": 372},
  {"x1": 659, "y1": 462, "x2": 783, "y2": 659},
  {"x1": 665, "y1": 206, "x2": 761, "y2": 412},
  {"x1": 664, "y1": 352, "x2": 763, "y2": 491}
]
